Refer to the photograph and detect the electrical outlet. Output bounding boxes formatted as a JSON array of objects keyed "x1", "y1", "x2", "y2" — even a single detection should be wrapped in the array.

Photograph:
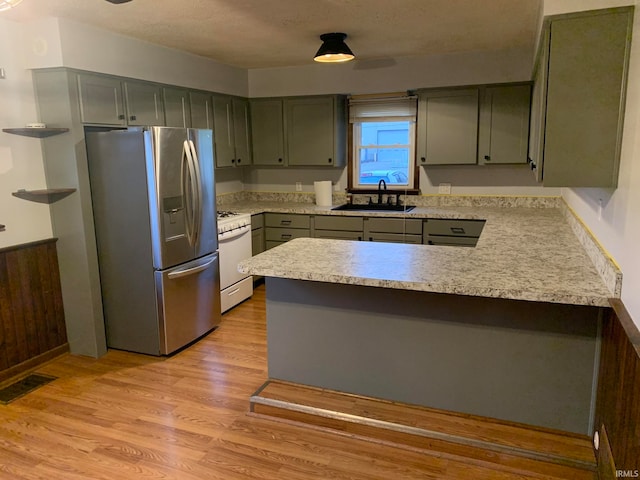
[
  {"x1": 438, "y1": 183, "x2": 452, "y2": 194},
  {"x1": 295, "y1": 182, "x2": 302, "y2": 191}
]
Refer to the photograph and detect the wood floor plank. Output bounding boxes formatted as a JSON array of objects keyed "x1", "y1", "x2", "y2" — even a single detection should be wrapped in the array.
[{"x1": 0, "y1": 284, "x2": 598, "y2": 479}]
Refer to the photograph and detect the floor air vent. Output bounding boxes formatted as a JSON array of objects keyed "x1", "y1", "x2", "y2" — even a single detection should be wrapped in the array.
[{"x1": 0, "y1": 374, "x2": 56, "y2": 404}]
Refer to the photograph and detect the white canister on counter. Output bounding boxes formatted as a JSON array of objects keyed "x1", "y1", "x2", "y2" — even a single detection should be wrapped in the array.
[{"x1": 314, "y1": 181, "x2": 333, "y2": 206}]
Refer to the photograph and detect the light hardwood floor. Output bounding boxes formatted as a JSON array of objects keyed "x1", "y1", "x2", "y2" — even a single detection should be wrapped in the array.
[{"x1": 0, "y1": 284, "x2": 595, "y2": 479}]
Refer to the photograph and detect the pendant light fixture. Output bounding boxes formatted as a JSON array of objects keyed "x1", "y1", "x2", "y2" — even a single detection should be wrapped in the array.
[
  {"x1": 314, "y1": 33, "x2": 355, "y2": 63},
  {"x1": 0, "y1": 0, "x2": 23, "y2": 11}
]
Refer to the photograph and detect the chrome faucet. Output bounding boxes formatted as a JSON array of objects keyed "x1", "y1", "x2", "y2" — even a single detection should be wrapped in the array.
[{"x1": 377, "y1": 179, "x2": 387, "y2": 204}]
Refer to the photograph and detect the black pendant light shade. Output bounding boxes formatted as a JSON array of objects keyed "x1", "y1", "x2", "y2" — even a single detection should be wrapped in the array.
[{"x1": 314, "y1": 33, "x2": 355, "y2": 63}]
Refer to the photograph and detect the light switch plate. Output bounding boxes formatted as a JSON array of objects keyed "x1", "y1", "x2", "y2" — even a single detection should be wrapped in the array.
[{"x1": 438, "y1": 183, "x2": 452, "y2": 194}]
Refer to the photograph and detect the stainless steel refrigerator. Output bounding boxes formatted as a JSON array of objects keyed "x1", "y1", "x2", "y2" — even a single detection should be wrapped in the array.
[{"x1": 86, "y1": 127, "x2": 221, "y2": 355}]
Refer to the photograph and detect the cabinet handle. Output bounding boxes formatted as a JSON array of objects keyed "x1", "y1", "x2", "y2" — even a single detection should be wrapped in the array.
[
  {"x1": 357, "y1": 236, "x2": 362, "y2": 241},
  {"x1": 328, "y1": 158, "x2": 332, "y2": 163},
  {"x1": 530, "y1": 162, "x2": 537, "y2": 171},
  {"x1": 237, "y1": 158, "x2": 242, "y2": 164},
  {"x1": 484, "y1": 155, "x2": 491, "y2": 161},
  {"x1": 369, "y1": 237, "x2": 373, "y2": 241},
  {"x1": 118, "y1": 114, "x2": 125, "y2": 120},
  {"x1": 278, "y1": 158, "x2": 283, "y2": 163},
  {"x1": 281, "y1": 234, "x2": 292, "y2": 239},
  {"x1": 421, "y1": 157, "x2": 426, "y2": 163},
  {"x1": 280, "y1": 220, "x2": 291, "y2": 225},
  {"x1": 130, "y1": 115, "x2": 137, "y2": 121},
  {"x1": 231, "y1": 158, "x2": 236, "y2": 164}
]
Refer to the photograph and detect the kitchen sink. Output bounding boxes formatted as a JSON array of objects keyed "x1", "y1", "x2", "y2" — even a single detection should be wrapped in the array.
[{"x1": 332, "y1": 203, "x2": 415, "y2": 212}]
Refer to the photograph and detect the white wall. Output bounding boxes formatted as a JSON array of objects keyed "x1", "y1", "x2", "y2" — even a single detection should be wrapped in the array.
[
  {"x1": 545, "y1": 0, "x2": 640, "y2": 325},
  {"x1": 21, "y1": 17, "x2": 248, "y2": 96},
  {"x1": 249, "y1": 46, "x2": 534, "y2": 97},
  {"x1": 0, "y1": 18, "x2": 53, "y2": 248}
]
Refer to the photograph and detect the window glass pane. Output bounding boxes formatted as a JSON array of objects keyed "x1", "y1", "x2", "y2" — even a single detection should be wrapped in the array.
[
  {"x1": 358, "y1": 147, "x2": 409, "y2": 185},
  {"x1": 361, "y1": 121, "x2": 410, "y2": 145}
]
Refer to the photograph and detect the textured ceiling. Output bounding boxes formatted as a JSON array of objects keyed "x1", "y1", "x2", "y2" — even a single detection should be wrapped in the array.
[{"x1": 4, "y1": 0, "x2": 543, "y2": 69}]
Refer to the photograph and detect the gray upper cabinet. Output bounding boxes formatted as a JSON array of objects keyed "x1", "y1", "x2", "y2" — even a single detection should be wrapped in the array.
[
  {"x1": 251, "y1": 95, "x2": 346, "y2": 167},
  {"x1": 77, "y1": 73, "x2": 126, "y2": 126},
  {"x1": 417, "y1": 89, "x2": 479, "y2": 165},
  {"x1": 213, "y1": 95, "x2": 252, "y2": 168},
  {"x1": 285, "y1": 96, "x2": 344, "y2": 167},
  {"x1": 535, "y1": 7, "x2": 633, "y2": 188},
  {"x1": 232, "y1": 97, "x2": 252, "y2": 167},
  {"x1": 213, "y1": 95, "x2": 236, "y2": 168},
  {"x1": 478, "y1": 85, "x2": 531, "y2": 165},
  {"x1": 250, "y1": 98, "x2": 286, "y2": 166},
  {"x1": 124, "y1": 81, "x2": 165, "y2": 126},
  {"x1": 190, "y1": 92, "x2": 213, "y2": 129},
  {"x1": 163, "y1": 88, "x2": 191, "y2": 128}
]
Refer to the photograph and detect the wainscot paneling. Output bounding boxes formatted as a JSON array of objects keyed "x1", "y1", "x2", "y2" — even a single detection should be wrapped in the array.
[
  {"x1": 595, "y1": 299, "x2": 640, "y2": 478},
  {"x1": 0, "y1": 238, "x2": 68, "y2": 384}
]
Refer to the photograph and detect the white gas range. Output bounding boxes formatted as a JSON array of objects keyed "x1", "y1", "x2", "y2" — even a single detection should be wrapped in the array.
[{"x1": 217, "y1": 211, "x2": 253, "y2": 312}]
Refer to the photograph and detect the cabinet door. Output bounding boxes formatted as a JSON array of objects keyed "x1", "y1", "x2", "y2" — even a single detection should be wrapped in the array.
[
  {"x1": 164, "y1": 88, "x2": 191, "y2": 128},
  {"x1": 478, "y1": 85, "x2": 531, "y2": 164},
  {"x1": 250, "y1": 99, "x2": 285, "y2": 165},
  {"x1": 251, "y1": 228, "x2": 265, "y2": 256},
  {"x1": 124, "y1": 81, "x2": 165, "y2": 126},
  {"x1": 286, "y1": 96, "x2": 335, "y2": 166},
  {"x1": 77, "y1": 74, "x2": 126, "y2": 125},
  {"x1": 190, "y1": 92, "x2": 213, "y2": 129},
  {"x1": 543, "y1": 9, "x2": 632, "y2": 187},
  {"x1": 417, "y1": 89, "x2": 479, "y2": 165},
  {"x1": 232, "y1": 97, "x2": 252, "y2": 166},
  {"x1": 529, "y1": 27, "x2": 550, "y2": 182},
  {"x1": 212, "y1": 95, "x2": 236, "y2": 167}
]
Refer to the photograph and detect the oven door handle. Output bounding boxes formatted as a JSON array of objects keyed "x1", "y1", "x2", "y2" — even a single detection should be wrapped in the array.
[{"x1": 219, "y1": 225, "x2": 251, "y2": 242}]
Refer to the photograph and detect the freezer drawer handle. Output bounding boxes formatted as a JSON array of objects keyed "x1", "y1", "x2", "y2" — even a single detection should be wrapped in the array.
[{"x1": 168, "y1": 257, "x2": 216, "y2": 280}]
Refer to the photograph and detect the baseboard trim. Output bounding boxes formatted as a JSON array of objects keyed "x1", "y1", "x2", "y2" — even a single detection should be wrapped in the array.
[{"x1": 0, "y1": 344, "x2": 69, "y2": 386}]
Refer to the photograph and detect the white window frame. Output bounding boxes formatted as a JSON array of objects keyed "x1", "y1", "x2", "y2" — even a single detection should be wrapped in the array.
[{"x1": 349, "y1": 95, "x2": 418, "y2": 191}]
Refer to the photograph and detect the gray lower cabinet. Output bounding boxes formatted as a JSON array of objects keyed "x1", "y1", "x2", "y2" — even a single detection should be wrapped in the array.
[
  {"x1": 77, "y1": 73, "x2": 127, "y2": 125},
  {"x1": 190, "y1": 92, "x2": 213, "y2": 129},
  {"x1": 423, "y1": 218, "x2": 486, "y2": 247},
  {"x1": 124, "y1": 81, "x2": 165, "y2": 126},
  {"x1": 417, "y1": 88, "x2": 479, "y2": 166},
  {"x1": 163, "y1": 87, "x2": 191, "y2": 127},
  {"x1": 312, "y1": 215, "x2": 363, "y2": 240},
  {"x1": 364, "y1": 217, "x2": 423, "y2": 244},
  {"x1": 533, "y1": 7, "x2": 633, "y2": 187},
  {"x1": 264, "y1": 213, "x2": 311, "y2": 249},
  {"x1": 478, "y1": 85, "x2": 531, "y2": 165},
  {"x1": 251, "y1": 214, "x2": 265, "y2": 256},
  {"x1": 250, "y1": 98, "x2": 285, "y2": 166}
]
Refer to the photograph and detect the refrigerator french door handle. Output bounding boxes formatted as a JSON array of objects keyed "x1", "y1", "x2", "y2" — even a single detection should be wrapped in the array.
[
  {"x1": 167, "y1": 256, "x2": 216, "y2": 280},
  {"x1": 188, "y1": 139, "x2": 203, "y2": 248},
  {"x1": 182, "y1": 140, "x2": 196, "y2": 247}
]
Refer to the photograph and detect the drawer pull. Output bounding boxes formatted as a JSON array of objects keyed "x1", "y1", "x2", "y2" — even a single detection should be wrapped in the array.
[
  {"x1": 281, "y1": 234, "x2": 292, "y2": 239},
  {"x1": 280, "y1": 220, "x2": 292, "y2": 225},
  {"x1": 450, "y1": 227, "x2": 465, "y2": 234}
]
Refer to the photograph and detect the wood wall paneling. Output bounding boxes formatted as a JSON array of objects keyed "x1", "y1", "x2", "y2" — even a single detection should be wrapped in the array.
[
  {"x1": 0, "y1": 239, "x2": 67, "y2": 383},
  {"x1": 595, "y1": 299, "x2": 640, "y2": 476}
]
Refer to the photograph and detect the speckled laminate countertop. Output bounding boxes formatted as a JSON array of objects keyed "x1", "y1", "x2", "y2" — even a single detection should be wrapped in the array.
[{"x1": 234, "y1": 202, "x2": 614, "y2": 307}]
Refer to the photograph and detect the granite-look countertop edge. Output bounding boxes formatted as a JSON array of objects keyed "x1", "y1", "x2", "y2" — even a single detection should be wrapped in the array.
[{"x1": 238, "y1": 211, "x2": 614, "y2": 307}]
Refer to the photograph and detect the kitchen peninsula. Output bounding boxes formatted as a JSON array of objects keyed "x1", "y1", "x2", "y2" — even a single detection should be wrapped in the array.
[{"x1": 238, "y1": 204, "x2": 617, "y2": 435}]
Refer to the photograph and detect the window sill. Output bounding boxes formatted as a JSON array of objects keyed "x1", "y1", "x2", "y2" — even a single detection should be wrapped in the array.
[{"x1": 347, "y1": 188, "x2": 421, "y2": 195}]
